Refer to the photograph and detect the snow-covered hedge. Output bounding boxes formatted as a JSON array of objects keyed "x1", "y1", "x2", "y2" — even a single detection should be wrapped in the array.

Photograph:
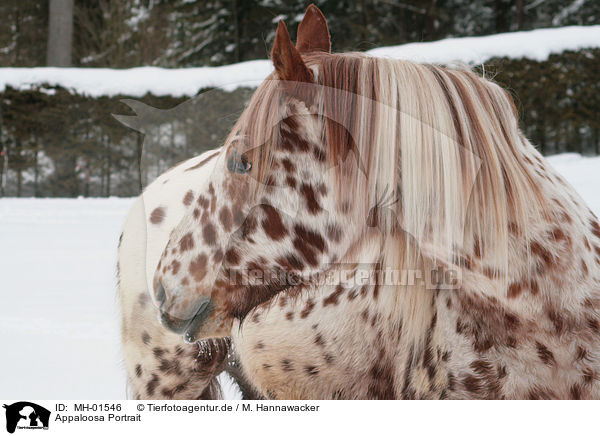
[
  {"x1": 1, "y1": 27, "x2": 599, "y2": 198},
  {"x1": 0, "y1": 25, "x2": 599, "y2": 97}
]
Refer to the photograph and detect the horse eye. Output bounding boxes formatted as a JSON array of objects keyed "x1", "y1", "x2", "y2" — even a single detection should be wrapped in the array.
[{"x1": 227, "y1": 151, "x2": 252, "y2": 174}]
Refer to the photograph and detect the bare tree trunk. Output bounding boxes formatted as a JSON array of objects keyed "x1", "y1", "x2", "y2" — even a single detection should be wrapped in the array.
[
  {"x1": 33, "y1": 149, "x2": 39, "y2": 197},
  {"x1": 100, "y1": 163, "x2": 105, "y2": 196},
  {"x1": 0, "y1": 103, "x2": 6, "y2": 197},
  {"x1": 538, "y1": 118, "x2": 546, "y2": 155},
  {"x1": 47, "y1": 0, "x2": 74, "y2": 66},
  {"x1": 14, "y1": 6, "x2": 21, "y2": 64},
  {"x1": 105, "y1": 135, "x2": 111, "y2": 197},
  {"x1": 15, "y1": 138, "x2": 22, "y2": 197},
  {"x1": 516, "y1": 0, "x2": 524, "y2": 30},
  {"x1": 70, "y1": 156, "x2": 78, "y2": 197},
  {"x1": 360, "y1": 0, "x2": 370, "y2": 42},
  {"x1": 232, "y1": 0, "x2": 240, "y2": 63},
  {"x1": 494, "y1": 0, "x2": 510, "y2": 33},
  {"x1": 0, "y1": 144, "x2": 6, "y2": 197},
  {"x1": 424, "y1": 0, "x2": 437, "y2": 40},
  {"x1": 16, "y1": 171, "x2": 22, "y2": 196}
]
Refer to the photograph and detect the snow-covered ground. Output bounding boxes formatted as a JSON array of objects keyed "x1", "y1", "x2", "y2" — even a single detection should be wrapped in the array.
[
  {"x1": 0, "y1": 153, "x2": 598, "y2": 399},
  {"x1": 0, "y1": 198, "x2": 133, "y2": 399},
  {"x1": 1, "y1": 25, "x2": 599, "y2": 97}
]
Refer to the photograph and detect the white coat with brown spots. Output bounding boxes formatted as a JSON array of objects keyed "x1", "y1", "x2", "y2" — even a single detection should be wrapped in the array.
[{"x1": 119, "y1": 5, "x2": 600, "y2": 399}]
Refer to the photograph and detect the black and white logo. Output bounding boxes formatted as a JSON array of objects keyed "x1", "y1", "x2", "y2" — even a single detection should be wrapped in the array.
[{"x1": 3, "y1": 402, "x2": 50, "y2": 434}]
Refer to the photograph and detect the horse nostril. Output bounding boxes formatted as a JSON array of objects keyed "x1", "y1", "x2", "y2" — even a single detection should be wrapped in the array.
[{"x1": 156, "y1": 281, "x2": 167, "y2": 307}]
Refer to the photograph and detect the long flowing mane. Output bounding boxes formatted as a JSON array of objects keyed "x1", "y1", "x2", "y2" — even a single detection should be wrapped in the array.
[{"x1": 233, "y1": 53, "x2": 552, "y2": 277}]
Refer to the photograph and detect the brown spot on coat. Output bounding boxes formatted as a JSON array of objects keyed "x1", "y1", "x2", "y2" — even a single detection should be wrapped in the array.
[
  {"x1": 150, "y1": 207, "x2": 166, "y2": 224},
  {"x1": 219, "y1": 207, "x2": 233, "y2": 232},
  {"x1": 530, "y1": 241, "x2": 555, "y2": 269},
  {"x1": 183, "y1": 190, "x2": 194, "y2": 206},
  {"x1": 240, "y1": 215, "x2": 258, "y2": 238},
  {"x1": 300, "y1": 183, "x2": 322, "y2": 214},
  {"x1": 276, "y1": 254, "x2": 304, "y2": 271},
  {"x1": 367, "y1": 358, "x2": 396, "y2": 399},
  {"x1": 536, "y1": 342, "x2": 555, "y2": 366},
  {"x1": 138, "y1": 293, "x2": 149, "y2": 308},
  {"x1": 285, "y1": 176, "x2": 297, "y2": 189},
  {"x1": 198, "y1": 196, "x2": 210, "y2": 209},
  {"x1": 591, "y1": 219, "x2": 600, "y2": 239},
  {"x1": 528, "y1": 385, "x2": 555, "y2": 400},
  {"x1": 327, "y1": 224, "x2": 342, "y2": 243},
  {"x1": 293, "y1": 225, "x2": 326, "y2": 266},
  {"x1": 146, "y1": 373, "x2": 160, "y2": 396},
  {"x1": 588, "y1": 317, "x2": 600, "y2": 334},
  {"x1": 314, "y1": 333, "x2": 325, "y2": 347},
  {"x1": 281, "y1": 359, "x2": 293, "y2": 372},
  {"x1": 550, "y1": 227, "x2": 568, "y2": 242},
  {"x1": 152, "y1": 347, "x2": 166, "y2": 358},
  {"x1": 507, "y1": 282, "x2": 523, "y2": 299},
  {"x1": 202, "y1": 223, "x2": 217, "y2": 245},
  {"x1": 461, "y1": 375, "x2": 483, "y2": 394},
  {"x1": 281, "y1": 158, "x2": 295, "y2": 173},
  {"x1": 158, "y1": 359, "x2": 182, "y2": 376},
  {"x1": 300, "y1": 299, "x2": 316, "y2": 318},
  {"x1": 260, "y1": 204, "x2": 288, "y2": 241},
  {"x1": 189, "y1": 254, "x2": 208, "y2": 282},
  {"x1": 323, "y1": 285, "x2": 344, "y2": 306},
  {"x1": 225, "y1": 248, "x2": 240, "y2": 266},
  {"x1": 305, "y1": 365, "x2": 319, "y2": 376},
  {"x1": 473, "y1": 239, "x2": 482, "y2": 257},
  {"x1": 295, "y1": 225, "x2": 325, "y2": 252},
  {"x1": 179, "y1": 233, "x2": 194, "y2": 252}
]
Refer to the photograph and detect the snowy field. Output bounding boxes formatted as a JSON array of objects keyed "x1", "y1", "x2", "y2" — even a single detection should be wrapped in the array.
[{"x1": 0, "y1": 153, "x2": 599, "y2": 399}]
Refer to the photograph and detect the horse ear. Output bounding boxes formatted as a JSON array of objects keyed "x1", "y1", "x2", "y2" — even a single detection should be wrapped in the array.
[
  {"x1": 271, "y1": 20, "x2": 313, "y2": 83},
  {"x1": 296, "y1": 4, "x2": 331, "y2": 54}
]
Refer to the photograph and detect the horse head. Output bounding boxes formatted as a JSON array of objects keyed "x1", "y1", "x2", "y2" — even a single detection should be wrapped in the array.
[{"x1": 151, "y1": 5, "x2": 370, "y2": 342}]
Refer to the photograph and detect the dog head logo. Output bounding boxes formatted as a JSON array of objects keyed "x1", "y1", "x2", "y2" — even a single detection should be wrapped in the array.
[{"x1": 3, "y1": 402, "x2": 50, "y2": 433}]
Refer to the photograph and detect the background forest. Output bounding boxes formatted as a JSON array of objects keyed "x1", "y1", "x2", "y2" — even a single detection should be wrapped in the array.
[{"x1": 0, "y1": 0, "x2": 599, "y2": 197}]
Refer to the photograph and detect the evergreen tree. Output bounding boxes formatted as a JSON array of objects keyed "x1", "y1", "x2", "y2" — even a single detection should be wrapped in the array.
[{"x1": 0, "y1": 0, "x2": 48, "y2": 67}]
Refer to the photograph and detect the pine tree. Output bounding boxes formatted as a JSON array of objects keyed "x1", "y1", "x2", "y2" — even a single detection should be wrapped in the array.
[{"x1": 0, "y1": 0, "x2": 48, "y2": 67}]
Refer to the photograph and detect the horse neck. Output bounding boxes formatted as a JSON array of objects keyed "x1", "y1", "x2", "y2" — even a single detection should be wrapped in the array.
[
  {"x1": 326, "y1": 228, "x2": 438, "y2": 359},
  {"x1": 454, "y1": 145, "x2": 599, "y2": 328},
  {"x1": 333, "y1": 145, "x2": 597, "y2": 357}
]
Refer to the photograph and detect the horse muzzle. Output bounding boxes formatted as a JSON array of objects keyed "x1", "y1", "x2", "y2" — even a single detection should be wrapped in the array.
[{"x1": 155, "y1": 281, "x2": 214, "y2": 343}]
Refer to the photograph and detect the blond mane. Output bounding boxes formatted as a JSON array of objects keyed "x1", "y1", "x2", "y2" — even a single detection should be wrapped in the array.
[{"x1": 229, "y1": 52, "x2": 549, "y2": 278}]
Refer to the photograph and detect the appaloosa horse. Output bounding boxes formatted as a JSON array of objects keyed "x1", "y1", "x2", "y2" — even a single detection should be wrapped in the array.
[{"x1": 119, "y1": 5, "x2": 600, "y2": 399}]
